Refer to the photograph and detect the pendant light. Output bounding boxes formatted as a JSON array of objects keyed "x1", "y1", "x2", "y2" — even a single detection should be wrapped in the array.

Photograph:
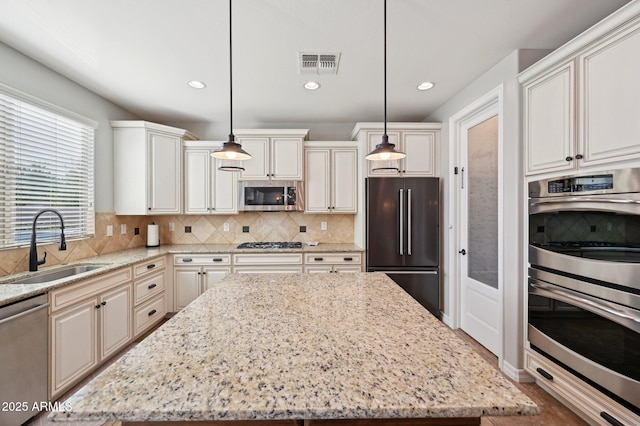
[
  {"x1": 212, "y1": 0, "x2": 251, "y2": 171},
  {"x1": 365, "y1": 0, "x2": 406, "y2": 164}
]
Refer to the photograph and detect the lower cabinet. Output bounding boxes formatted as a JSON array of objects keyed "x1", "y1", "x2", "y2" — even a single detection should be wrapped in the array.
[
  {"x1": 233, "y1": 253, "x2": 303, "y2": 274},
  {"x1": 173, "y1": 254, "x2": 232, "y2": 310},
  {"x1": 303, "y1": 252, "x2": 363, "y2": 273},
  {"x1": 50, "y1": 276, "x2": 133, "y2": 398}
]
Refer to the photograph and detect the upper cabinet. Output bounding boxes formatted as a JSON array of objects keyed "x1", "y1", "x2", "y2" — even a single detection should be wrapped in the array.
[
  {"x1": 350, "y1": 123, "x2": 441, "y2": 177},
  {"x1": 112, "y1": 121, "x2": 197, "y2": 215},
  {"x1": 520, "y1": 6, "x2": 640, "y2": 175},
  {"x1": 235, "y1": 129, "x2": 309, "y2": 181},
  {"x1": 305, "y1": 142, "x2": 358, "y2": 214},
  {"x1": 183, "y1": 141, "x2": 238, "y2": 215}
]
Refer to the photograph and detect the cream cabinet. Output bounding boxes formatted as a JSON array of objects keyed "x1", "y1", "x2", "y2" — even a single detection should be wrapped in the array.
[
  {"x1": 184, "y1": 141, "x2": 238, "y2": 215},
  {"x1": 305, "y1": 143, "x2": 358, "y2": 214},
  {"x1": 351, "y1": 123, "x2": 441, "y2": 177},
  {"x1": 235, "y1": 129, "x2": 309, "y2": 180},
  {"x1": 520, "y1": 10, "x2": 640, "y2": 175},
  {"x1": 173, "y1": 254, "x2": 231, "y2": 310},
  {"x1": 132, "y1": 256, "x2": 166, "y2": 336},
  {"x1": 49, "y1": 268, "x2": 133, "y2": 398},
  {"x1": 112, "y1": 120, "x2": 197, "y2": 215},
  {"x1": 304, "y1": 252, "x2": 363, "y2": 273},
  {"x1": 233, "y1": 253, "x2": 303, "y2": 273}
]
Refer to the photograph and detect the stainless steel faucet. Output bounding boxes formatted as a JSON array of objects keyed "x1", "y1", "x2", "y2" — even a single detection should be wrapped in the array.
[{"x1": 29, "y1": 209, "x2": 67, "y2": 271}]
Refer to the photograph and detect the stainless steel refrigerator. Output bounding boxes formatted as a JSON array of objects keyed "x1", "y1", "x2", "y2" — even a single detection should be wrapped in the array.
[{"x1": 366, "y1": 177, "x2": 440, "y2": 318}]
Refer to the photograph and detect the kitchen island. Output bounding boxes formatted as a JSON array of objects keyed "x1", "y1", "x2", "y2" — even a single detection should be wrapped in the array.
[{"x1": 50, "y1": 272, "x2": 538, "y2": 425}]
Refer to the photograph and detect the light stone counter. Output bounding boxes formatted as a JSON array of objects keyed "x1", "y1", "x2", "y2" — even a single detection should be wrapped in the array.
[
  {"x1": 50, "y1": 272, "x2": 539, "y2": 424},
  {"x1": 0, "y1": 243, "x2": 363, "y2": 306}
]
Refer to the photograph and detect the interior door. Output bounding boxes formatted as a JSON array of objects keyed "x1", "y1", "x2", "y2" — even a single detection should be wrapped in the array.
[{"x1": 459, "y1": 114, "x2": 502, "y2": 356}]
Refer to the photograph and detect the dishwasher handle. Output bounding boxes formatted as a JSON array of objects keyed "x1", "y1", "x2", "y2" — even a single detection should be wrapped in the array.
[{"x1": 0, "y1": 302, "x2": 49, "y2": 325}]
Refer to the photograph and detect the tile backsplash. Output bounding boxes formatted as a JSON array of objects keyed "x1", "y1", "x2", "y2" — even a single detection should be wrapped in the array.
[{"x1": 0, "y1": 212, "x2": 354, "y2": 275}]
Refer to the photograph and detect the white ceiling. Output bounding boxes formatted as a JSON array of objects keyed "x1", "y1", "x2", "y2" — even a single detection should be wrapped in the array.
[{"x1": 0, "y1": 0, "x2": 632, "y2": 129}]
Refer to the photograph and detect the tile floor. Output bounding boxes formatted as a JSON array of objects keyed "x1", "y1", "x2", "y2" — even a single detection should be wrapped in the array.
[{"x1": 27, "y1": 326, "x2": 587, "y2": 426}]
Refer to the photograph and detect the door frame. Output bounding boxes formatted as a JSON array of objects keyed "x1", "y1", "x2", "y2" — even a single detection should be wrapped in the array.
[{"x1": 448, "y1": 85, "x2": 504, "y2": 365}]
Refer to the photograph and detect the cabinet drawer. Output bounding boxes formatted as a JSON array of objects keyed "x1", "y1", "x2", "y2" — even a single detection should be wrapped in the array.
[
  {"x1": 134, "y1": 270, "x2": 165, "y2": 305},
  {"x1": 304, "y1": 252, "x2": 362, "y2": 264},
  {"x1": 234, "y1": 266, "x2": 303, "y2": 274},
  {"x1": 234, "y1": 253, "x2": 303, "y2": 265},
  {"x1": 134, "y1": 256, "x2": 166, "y2": 277},
  {"x1": 174, "y1": 254, "x2": 231, "y2": 266},
  {"x1": 134, "y1": 294, "x2": 166, "y2": 336},
  {"x1": 50, "y1": 267, "x2": 132, "y2": 312}
]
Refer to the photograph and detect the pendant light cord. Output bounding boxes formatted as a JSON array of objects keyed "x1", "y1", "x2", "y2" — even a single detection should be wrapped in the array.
[
  {"x1": 383, "y1": 0, "x2": 387, "y2": 139},
  {"x1": 229, "y1": 0, "x2": 234, "y2": 139}
]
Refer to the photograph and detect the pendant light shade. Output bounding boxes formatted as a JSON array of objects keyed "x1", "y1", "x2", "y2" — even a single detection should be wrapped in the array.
[
  {"x1": 212, "y1": 0, "x2": 251, "y2": 171},
  {"x1": 366, "y1": 0, "x2": 406, "y2": 164}
]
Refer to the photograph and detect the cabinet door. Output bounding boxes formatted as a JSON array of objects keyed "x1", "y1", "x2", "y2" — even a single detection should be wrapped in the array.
[
  {"x1": 202, "y1": 267, "x2": 232, "y2": 292},
  {"x1": 51, "y1": 299, "x2": 98, "y2": 398},
  {"x1": 239, "y1": 138, "x2": 270, "y2": 180},
  {"x1": 304, "y1": 265, "x2": 333, "y2": 273},
  {"x1": 211, "y1": 157, "x2": 238, "y2": 214},
  {"x1": 523, "y1": 61, "x2": 576, "y2": 175},
  {"x1": 99, "y1": 284, "x2": 132, "y2": 360},
  {"x1": 174, "y1": 268, "x2": 202, "y2": 310},
  {"x1": 272, "y1": 138, "x2": 303, "y2": 180},
  {"x1": 402, "y1": 132, "x2": 436, "y2": 176},
  {"x1": 148, "y1": 131, "x2": 182, "y2": 213},
  {"x1": 579, "y1": 22, "x2": 640, "y2": 166},
  {"x1": 184, "y1": 149, "x2": 211, "y2": 214},
  {"x1": 305, "y1": 149, "x2": 331, "y2": 213},
  {"x1": 331, "y1": 149, "x2": 357, "y2": 213},
  {"x1": 367, "y1": 131, "x2": 401, "y2": 176},
  {"x1": 333, "y1": 265, "x2": 362, "y2": 273}
]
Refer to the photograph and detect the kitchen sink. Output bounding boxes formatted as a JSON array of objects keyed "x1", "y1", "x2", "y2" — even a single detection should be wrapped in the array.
[{"x1": 11, "y1": 264, "x2": 108, "y2": 284}]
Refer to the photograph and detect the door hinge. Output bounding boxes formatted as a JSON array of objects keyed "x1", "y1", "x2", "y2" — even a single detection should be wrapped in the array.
[{"x1": 454, "y1": 166, "x2": 459, "y2": 175}]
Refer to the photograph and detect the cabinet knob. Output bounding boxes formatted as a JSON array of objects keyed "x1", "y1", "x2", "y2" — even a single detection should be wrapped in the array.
[
  {"x1": 565, "y1": 156, "x2": 573, "y2": 162},
  {"x1": 101, "y1": 301, "x2": 107, "y2": 306},
  {"x1": 95, "y1": 304, "x2": 101, "y2": 309},
  {"x1": 575, "y1": 154, "x2": 583, "y2": 160}
]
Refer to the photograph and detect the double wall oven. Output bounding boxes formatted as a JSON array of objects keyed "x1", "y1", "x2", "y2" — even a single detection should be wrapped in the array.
[{"x1": 528, "y1": 168, "x2": 640, "y2": 416}]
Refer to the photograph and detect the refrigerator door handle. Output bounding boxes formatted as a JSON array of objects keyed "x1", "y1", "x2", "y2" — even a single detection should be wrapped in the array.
[
  {"x1": 407, "y1": 188, "x2": 412, "y2": 255},
  {"x1": 399, "y1": 189, "x2": 404, "y2": 255}
]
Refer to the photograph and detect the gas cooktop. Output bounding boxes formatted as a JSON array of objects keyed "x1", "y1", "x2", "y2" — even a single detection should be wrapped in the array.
[{"x1": 236, "y1": 241, "x2": 302, "y2": 249}]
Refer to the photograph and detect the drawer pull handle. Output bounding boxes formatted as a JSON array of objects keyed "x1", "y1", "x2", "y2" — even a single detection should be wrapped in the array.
[
  {"x1": 344, "y1": 257, "x2": 353, "y2": 261},
  {"x1": 314, "y1": 257, "x2": 323, "y2": 261},
  {"x1": 182, "y1": 258, "x2": 193, "y2": 263},
  {"x1": 600, "y1": 411, "x2": 624, "y2": 426},
  {"x1": 536, "y1": 367, "x2": 553, "y2": 381},
  {"x1": 148, "y1": 309, "x2": 157, "y2": 316},
  {"x1": 147, "y1": 264, "x2": 156, "y2": 269},
  {"x1": 212, "y1": 258, "x2": 223, "y2": 262},
  {"x1": 148, "y1": 283, "x2": 157, "y2": 290}
]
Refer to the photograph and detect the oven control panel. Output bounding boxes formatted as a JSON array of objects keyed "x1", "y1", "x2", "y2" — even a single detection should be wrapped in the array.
[{"x1": 547, "y1": 175, "x2": 613, "y2": 193}]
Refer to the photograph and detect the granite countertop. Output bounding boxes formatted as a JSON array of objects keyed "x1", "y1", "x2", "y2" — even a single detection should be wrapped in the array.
[
  {"x1": 0, "y1": 243, "x2": 364, "y2": 306},
  {"x1": 51, "y1": 272, "x2": 539, "y2": 423}
]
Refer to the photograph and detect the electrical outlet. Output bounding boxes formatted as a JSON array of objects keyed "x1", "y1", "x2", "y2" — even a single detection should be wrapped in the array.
[
  {"x1": 134, "y1": 227, "x2": 140, "y2": 235},
  {"x1": 223, "y1": 223, "x2": 230, "y2": 232},
  {"x1": 321, "y1": 221, "x2": 327, "y2": 231},
  {"x1": 169, "y1": 222, "x2": 175, "y2": 232},
  {"x1": 121, "y1": 224, "x2": 127, "y2": 235},
  {"x1": 106, "y1": 225, "x2": 113, "y2": 237},
  {"x1": 185, "y1": 226, "x2": 192, "y2": 233},
  {"x1": 300, "y1": 225, "x2": 306, "y2": 233}
]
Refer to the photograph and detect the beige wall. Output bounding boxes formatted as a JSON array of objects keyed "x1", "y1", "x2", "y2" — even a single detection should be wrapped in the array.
[{"x1": 0, "y1": 212, "x2": 354, "y2": 275}]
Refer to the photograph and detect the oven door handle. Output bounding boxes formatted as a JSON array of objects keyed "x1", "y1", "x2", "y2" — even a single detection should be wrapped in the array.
[{"x1": 530, "y1": 279, "x2": 640, "y2": 333}]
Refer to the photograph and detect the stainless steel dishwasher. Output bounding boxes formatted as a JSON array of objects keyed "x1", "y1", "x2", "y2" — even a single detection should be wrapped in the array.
[{"x1": 0, "y1": 293, "x2": 49, "y2": 425}]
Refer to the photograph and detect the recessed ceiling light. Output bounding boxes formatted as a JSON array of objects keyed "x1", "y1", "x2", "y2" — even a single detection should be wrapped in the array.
[
  {"x1": 417, "y1": 81, "x2": 434, "y2": 91},
  {"x1": 304, "y1": 81, "x2": 320, "y2": 90},
  {"x1": 188, "y1": 80, "x2": 206, "y2": 89}
]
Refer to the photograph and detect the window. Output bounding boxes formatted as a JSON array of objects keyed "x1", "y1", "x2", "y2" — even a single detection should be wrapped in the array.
[{"x1": 0, "y1": 86, "x2": 96, "y2": 249}]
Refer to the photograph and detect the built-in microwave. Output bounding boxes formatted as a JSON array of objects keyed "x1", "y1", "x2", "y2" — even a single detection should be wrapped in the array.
[{"x1": 239, "y1": 181, "x2": 304, "y2": 212}]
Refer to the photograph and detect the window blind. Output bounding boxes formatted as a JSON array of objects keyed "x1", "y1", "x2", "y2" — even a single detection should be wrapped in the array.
[{"x1": 0, "y1": 90, "x2": 95, "y2": 249}]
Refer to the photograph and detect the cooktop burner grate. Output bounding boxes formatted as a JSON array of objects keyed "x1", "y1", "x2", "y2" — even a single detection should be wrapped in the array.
[{"x1": 237, "y1": 241, "x2": 302, "y2": 249}]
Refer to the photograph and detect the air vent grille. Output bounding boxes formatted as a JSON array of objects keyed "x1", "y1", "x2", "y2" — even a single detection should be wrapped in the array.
[{"x1": 299, "y1": 52, "x2": 341, "y2": 75}]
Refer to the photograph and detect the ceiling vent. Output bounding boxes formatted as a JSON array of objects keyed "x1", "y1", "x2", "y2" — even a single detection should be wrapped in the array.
[{"x1": 299, "y1": 52, "x2": 341, "y2": 75}]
